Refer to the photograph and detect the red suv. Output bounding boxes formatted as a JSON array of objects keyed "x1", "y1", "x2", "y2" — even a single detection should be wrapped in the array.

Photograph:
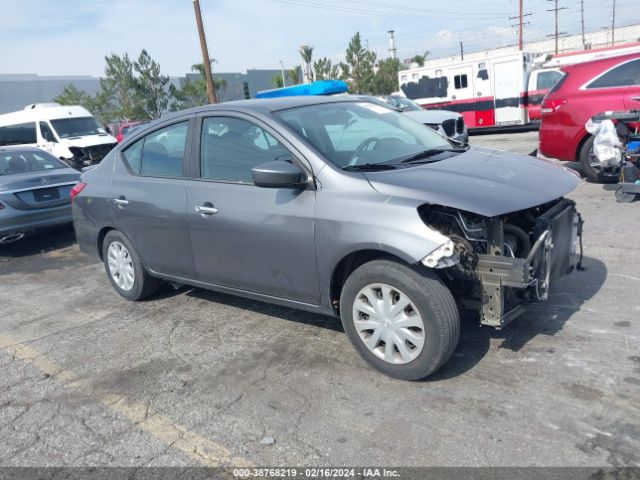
[{"x1": 539, "y1": 52, "x2": 640, "y2": 182}]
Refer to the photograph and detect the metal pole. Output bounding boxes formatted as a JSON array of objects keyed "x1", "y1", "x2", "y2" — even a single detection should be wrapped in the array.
[
  {"x1": 580, "y1": 0, "x2": 585, "y2": 48},
  {"x1": 460, "y1": 41, "x2": 464, "y2": 60},
  {"x1": 554, "y1": 0, "x2": 559, "y2": 54},
  {"x1": 193, "y1": 0, "x2": 217, "y2": 103},
  {"x1": 519, "y1": 0, "x2": 524, "y2": 50},
  {"x1": 279, "y1": 60, "x2": 287, "y2": 87},
  {"x1": 611, "y1": 0, "x2": 616, "y2": 45}
]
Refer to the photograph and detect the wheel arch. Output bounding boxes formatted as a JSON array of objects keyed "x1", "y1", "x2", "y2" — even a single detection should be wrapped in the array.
[
  {"x1": 97, "y1": 226, "x2": 116, "y2": 261},
  {"x1": 329, "y1": 249, "x2": 413, "y2": 315},
  {"x1": 575, "y1": 131, "x2": 592, "y2": 161}
]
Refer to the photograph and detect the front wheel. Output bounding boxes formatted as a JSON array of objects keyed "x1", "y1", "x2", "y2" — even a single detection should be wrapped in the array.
[
  {"x1": 579, "y1": 135, "x2": 619, "y2": 184},
  {"x1": 102, "y1": 230, "x2": 160, "y2": 301},
  {"x1": 339, "y1": 259, "x2": 460, "y2": 380}
]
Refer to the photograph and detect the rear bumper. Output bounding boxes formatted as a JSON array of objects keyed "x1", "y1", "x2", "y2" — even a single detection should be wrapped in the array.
[
  {"x1": 0, "y1": 204, "x2": 72, "y2": 236},
  {"x1": 475, "y1": 199, "x2": 582, "y2": 328}
]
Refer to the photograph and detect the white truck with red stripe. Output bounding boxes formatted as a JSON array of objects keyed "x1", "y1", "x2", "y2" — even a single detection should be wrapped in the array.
[
  {"x1": 398, "y1": 43, "x2": 640, "y2": 129},
  {"x1": 398, "y1": 51, "x2": 556, "y2": 129}
]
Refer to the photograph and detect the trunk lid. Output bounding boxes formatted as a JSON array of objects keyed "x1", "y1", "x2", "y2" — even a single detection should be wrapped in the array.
[{"x1": 0, "y1": 168, "x2": 80, "y2": 210}]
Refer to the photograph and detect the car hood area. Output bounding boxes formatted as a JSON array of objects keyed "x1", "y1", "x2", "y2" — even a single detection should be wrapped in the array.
[
  {"x1": 403, "y1": 109, "x2": 461, "y2": 124},
  {"x1": 364, "y1": 146, "x2": 580, "y2": 217}
]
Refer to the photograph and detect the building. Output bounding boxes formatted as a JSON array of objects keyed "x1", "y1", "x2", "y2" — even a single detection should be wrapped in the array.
[{"x1": 0, "y1": 68, "x2": 298, "y2": 115}]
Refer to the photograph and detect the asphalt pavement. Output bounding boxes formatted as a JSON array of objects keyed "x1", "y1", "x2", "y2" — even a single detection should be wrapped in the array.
[{"x1": 1, "y1": 132, "x2": 639, "y2": 468}]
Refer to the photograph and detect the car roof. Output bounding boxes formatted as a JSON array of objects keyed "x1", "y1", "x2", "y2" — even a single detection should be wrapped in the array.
[{"x1": 158, "y1": 94, "x2": 376, "y2": 122}]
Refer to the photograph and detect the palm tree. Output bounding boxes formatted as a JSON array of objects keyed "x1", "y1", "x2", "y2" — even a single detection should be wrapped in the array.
[
  {"x1": 411, "y1": 51, "x2": 430, "y2": 67},
  {"x1": 287, "y1": 68, "x2": 301, "y2": 85},
  {"x1": 299, "y1": 45, "x2": 314, "y2": 82}
]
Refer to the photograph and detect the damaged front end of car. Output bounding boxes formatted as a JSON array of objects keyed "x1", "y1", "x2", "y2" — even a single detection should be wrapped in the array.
[{"x1": 419, "y1": 199, "x2": 584, "y2": 328}]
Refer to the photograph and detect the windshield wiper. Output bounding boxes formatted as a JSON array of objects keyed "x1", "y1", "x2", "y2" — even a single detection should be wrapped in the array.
[
  {"x1": 342, "y1": 163, "x2": 397, "y2": 171},
  {"x1": 399, "y1": 147, "x2": 467, "y2": 164}
]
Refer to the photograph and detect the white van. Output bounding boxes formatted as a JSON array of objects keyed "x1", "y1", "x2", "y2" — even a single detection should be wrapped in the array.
[{"x1": 0, "y1": 103, "x2": 117, "y2": 169}]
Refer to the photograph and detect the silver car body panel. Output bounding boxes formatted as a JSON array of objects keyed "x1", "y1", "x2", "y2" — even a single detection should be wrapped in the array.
[{"x1": 72, "y1": 96, "x2": 581, "y2": 320}]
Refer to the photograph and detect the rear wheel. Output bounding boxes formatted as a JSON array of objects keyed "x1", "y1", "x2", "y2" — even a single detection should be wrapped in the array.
[
  {"x1": 339, "y1": 259, "x2": 459, "y2": 381},
  {"x1": 579, "y1": 135, "x2": 619, "y2": 184},
  {"x1": 102, "y1": 230, "x2": 160, "y2": 301}
]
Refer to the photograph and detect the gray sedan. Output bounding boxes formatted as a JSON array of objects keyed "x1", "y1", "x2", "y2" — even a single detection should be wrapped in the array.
[
  {"x1": 0, "y1": 146, "x2": 80, "y2": 244},
  {"x1": 72, "y1": 96, "x2": 582, "y2": 380}
]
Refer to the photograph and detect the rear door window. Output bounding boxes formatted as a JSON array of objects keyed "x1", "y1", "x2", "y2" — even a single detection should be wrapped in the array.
[
  {"x1": 121, "y1": 121, "x2": 188, "y2": 177},
  {"x1": 587, "y1": 59, "x2": 640, "y2": 89}
]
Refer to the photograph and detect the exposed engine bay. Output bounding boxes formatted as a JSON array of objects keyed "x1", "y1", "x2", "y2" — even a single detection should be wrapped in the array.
[{"x1": 420, "y1": 198, "x2": 584, "y2": 328}]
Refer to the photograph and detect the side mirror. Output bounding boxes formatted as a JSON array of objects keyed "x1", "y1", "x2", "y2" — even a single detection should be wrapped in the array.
[{"x1": 252, "y1": 160, "x2": 306, "y2": 188}]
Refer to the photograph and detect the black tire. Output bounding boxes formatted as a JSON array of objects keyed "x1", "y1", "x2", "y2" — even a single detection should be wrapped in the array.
[
  {"x1": 102, "y1": 230, "x2": 160, "y2": 301},
  {"x1": 579, "y1": 135, "x2": 619, "y2": 184},
  {"x1": 339, "y1": 259, "x2": 460, "y2": 381}
]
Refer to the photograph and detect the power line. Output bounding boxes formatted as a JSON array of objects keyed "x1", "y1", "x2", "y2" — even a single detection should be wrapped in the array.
[
  {"x1": 547, "y1": 0, "x2": 569, "y2": 53},
  {"x1": 268, "y1": 0, "x2": 506, "y2": 20}
]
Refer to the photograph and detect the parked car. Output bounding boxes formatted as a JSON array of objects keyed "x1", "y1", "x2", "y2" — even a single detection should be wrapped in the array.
[
  {"x1": 115, "y1": 121, "x2": 143, "y2": 143},
  {"x1": 380, "y1": 95, "x2": 469, "y2": 144},
  {"x1": 0, "y1": 103, "x2": 117, "y2": 170},
  {"x1": 72, "y1": 96, "x2": 582, "y2": 380},
  {"x1": 539, "y1": 52, "x2": 640, "y2": 183},
  {"x1": 0, "y1": 146, "x2": 80, "y2": 244}
]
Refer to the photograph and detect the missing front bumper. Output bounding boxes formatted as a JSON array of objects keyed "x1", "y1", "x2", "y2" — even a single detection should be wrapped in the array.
[{"x1": 475, "y1": 199, "x2": 583, "y2": 328}]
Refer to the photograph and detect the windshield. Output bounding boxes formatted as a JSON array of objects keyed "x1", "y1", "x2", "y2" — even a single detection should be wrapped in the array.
[
  {"x1": 50, "y1": 117, "x2": 104, "y2": 139},
  {"x1": 275, "y1": 101, "x2": 454, "y2": 169},
  {"x1": 386, "y1": 96, "x2": 422, "y2": 112},
  {"x1": 0, "y1": 150, "x2": 66, "y2": 176}
]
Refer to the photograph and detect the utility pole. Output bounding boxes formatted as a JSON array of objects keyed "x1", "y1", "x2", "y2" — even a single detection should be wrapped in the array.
[
  {"x1": 460, "y1": 41, "x2": 464, "y2": 60},
  {"x1": 547, "y1": 0, "x2": 568, "y2": 54},
  {"x1": 387, "y1": 30, "x2": 397, "y2": 59},
  {"x1": 193, "y1": 0, "x2": 217, "y2": 103},
  {"x1": 580, "y1": 0, "x2": 586, "y2": 48},
  {"x1": 509, "y1": 1, "x2": 532, "y2": 51},
  {"x1": 611, "y1": 0, "x2": 616, "y2": 45}
]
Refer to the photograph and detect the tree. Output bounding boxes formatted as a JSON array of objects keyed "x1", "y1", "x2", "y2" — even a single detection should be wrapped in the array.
[
  {"x1": 370, "y1": 58, "x2": 401, "y2": 95},
  {"x1": 54, "y1": 84, "x2": 108, "y2": 123},
  {"x1": 134, "y1": 49, "x2": 170, "y2": 119},
  {"x1": 411, "y1": 51, "x2": 430, "y2": 67},
  {"x1": 299, "y1": 45, "x2": 314, "y2": 82},
  {"x1": 287, "y1": 68, "x2": 301, "y2": 85},
  {"x1": 100, "y1": 53, "x2": 142, "y2": 121},
  {"x1": 313, "y1": 57, "x2": 339, "y2": 80},
  {"x1": 340, "y1": 32, "x2": 377, "y2": 94},
  {"x1": 271, "y1": 74, "x2": 284, "y2": 88},
  {"x1": 169, "y1": 61, "x2": 225, "y2": 110}
]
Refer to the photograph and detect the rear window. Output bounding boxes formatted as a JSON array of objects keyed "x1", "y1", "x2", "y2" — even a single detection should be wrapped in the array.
[
  {"x1": 0, "y1": 150, "x2": 65, "y2": 176},
  {"x1": 587, "y1": 59, "x2": 640, "y2": 89},
  {"x1": 0, "y1": 122, "x2": 37, "y2": 146}
]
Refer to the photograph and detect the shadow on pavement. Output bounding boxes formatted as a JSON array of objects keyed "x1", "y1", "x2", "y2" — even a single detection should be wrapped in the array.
[
  {"x1": 186, "y1": 288, "x2": 344, "y2": 333},
  {"x1": 0, "y1": 224, "x2": 76, "y2": 259},
  {"x1": 428, "y1": 255, "x2": 607, "y2": 381}
]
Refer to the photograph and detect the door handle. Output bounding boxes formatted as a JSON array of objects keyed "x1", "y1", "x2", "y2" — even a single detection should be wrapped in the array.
[
  {"x1": 630, "y1": 96, "x2": 640, "y2": 102},
  {"x1": 194, "y1": 205, "x2": 219, "y2": 215},
  {"x1": 113, "y1": 197, "x2": 129, "y2": 207}
]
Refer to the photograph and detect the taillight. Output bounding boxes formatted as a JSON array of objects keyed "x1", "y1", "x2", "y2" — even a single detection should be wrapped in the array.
[
  {"x1": 70, "y1": 182, "x2": 86, "y2": 202},
  {"x1": 541, "y1": 98, "x2": 566, "y2": 114}
]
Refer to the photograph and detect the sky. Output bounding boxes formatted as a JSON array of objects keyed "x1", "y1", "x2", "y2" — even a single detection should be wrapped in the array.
[{"x1": 1, "y1": 0, "x2": 638, "y2": 77}]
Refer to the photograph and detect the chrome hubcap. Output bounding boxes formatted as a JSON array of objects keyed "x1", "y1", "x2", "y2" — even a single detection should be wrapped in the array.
[
  {"x1": 352, "y1": 283, "x2": 425, "y2": 365},
  {"x1": 107, "y1": 241, "x2": 135, "y2": 291}
]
